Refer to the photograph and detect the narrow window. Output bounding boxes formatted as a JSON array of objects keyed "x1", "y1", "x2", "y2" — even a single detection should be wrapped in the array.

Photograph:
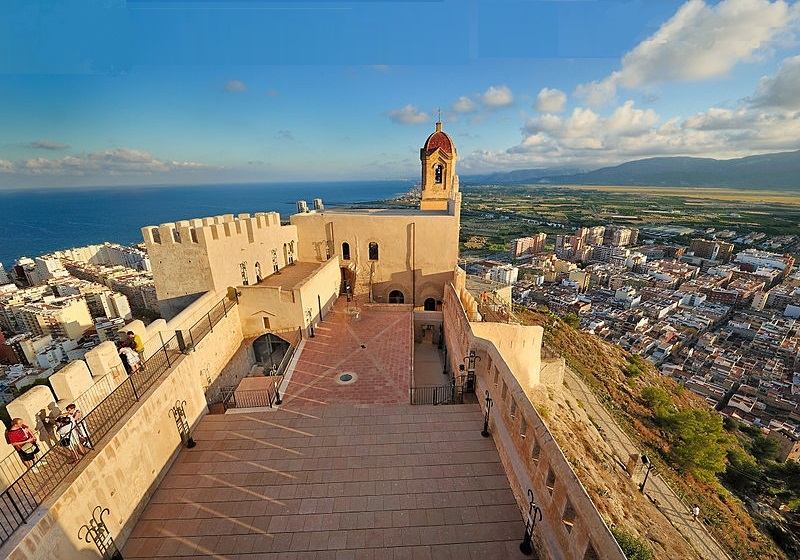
[
  {"x1": 562, "y1": 499, "x2": 576, "y2": 533},
  {"x1": 342, "y1": 242, "x2": 351, "y2": 260},
  {"x1": 263, "y1": 317, "x2": 270, "y2": 329},
  {"x1": 423, "y1": 298, "x2": 436, "y2": 311},
  {"x1": 368, "y1": 242, "x2": 379, "y2": 261},
  {"x1": 151, "y1": 228, "x2": 161, "y2": 244},
  {"x1": 435, "y1": 164, "x2": 443, "y2": 184},
  {"x1": 546, "y1": 468, "x2": 556, "y2": 494}
]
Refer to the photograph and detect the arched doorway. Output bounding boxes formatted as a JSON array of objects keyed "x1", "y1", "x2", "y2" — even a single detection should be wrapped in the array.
[
  {"x1": 388, "y1": 290, "x2": 404, "y2": 304},
  {"x1": 252, "y1": 333, "x2": 291, "y2": 370},
  {"x1": 423, "y1": 298, "x2": 436, "y2": 311}
]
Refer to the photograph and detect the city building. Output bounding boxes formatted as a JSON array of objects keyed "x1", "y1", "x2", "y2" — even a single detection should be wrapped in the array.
[{"x1": 510, "y1": 233, "x2": 546, "y2": 257}]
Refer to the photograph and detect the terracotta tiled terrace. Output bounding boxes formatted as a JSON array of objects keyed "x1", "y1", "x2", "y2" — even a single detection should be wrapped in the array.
[{"x1": 122, "y1": 301, "x2": 527, "y2": 559}]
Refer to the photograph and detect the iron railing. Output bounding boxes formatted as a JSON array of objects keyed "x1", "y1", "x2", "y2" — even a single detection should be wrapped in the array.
[
  {"x1": 410, "y1": 381, "x2": 459, "y2": 405},
  {"x1": 0, "y1": 295, "x2": 236, "y2": 546},
  {"x1": 222, "y1": 387, "x2": 277, "y2": 410},
  {"x1": 186, "y1": 297, "x2": 234, "y2": 350}
]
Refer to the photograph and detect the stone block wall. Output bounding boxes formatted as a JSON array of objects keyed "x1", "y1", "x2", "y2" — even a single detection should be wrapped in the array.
[{"x1": 442, "y1": 281, "x2": 623, "y2": 560}]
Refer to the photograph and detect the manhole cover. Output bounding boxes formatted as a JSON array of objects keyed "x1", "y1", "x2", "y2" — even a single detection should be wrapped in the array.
[{"x1": 336, "y1": 371, "x2": 358, "y2": 385}]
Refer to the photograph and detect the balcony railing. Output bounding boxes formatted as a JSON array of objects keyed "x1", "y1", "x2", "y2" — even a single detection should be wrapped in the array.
[{"x1": 0, "y1": 295, "x2": 236, "y2": 546}]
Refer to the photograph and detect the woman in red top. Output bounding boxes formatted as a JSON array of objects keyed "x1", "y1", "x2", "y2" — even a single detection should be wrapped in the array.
[{"x1": 5, "y1": 417, "x2": 40, "y2": 471}]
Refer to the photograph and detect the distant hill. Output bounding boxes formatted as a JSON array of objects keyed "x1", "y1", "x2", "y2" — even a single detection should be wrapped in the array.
[{"x1": 461, "y1": 150, "x2": 800, "y2": 191}]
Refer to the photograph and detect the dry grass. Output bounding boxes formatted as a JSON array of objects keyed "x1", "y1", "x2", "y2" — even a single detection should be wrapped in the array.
[{"x1": 520, "y1": 309, "x2": 786, "y2": 560}]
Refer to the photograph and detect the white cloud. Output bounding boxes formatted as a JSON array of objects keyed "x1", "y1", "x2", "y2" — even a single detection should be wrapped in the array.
[
  {"x1": 224, "y1": 80, "x2": 247, "y2": 92},
  {"x1": 451, "y1": 96, "x2": 477, "y2": 114},
  {"x1": 684, "y1": 107, "x2": 754, "y2": 130},
  {"x1": 575, "y1": 0, "x2": 796, "y2": 106},
  {"x1": 574, "y1": 72, "x2": 621, "y2": 107},
  {"x1": 606, "y1": 101, "x2": 659, "y2": 136},
  {"x1": 0, "y1": 160, "x2": 13, "y2": 173},
  {"x1": 534, "y1": 88, "x2": 567, "y2": 113},
  {"x1": 751, "y1": 55, "x2": 800, "y2": 108},
  {"x1": 621, "y1": 0, "x2": 792, "y2": 87},
  {"x1": 481, "y1": 85, "x2": 514, "y2": 108},
  {"x1": 28, "y1": 140, "x2": 69, "y2": 150},
  {"x1": 11, "y1": 148, "x2": 212, "y2": 176},
  {"x1": 387, "y1": 104, "x2": 429, "y2": 125}
]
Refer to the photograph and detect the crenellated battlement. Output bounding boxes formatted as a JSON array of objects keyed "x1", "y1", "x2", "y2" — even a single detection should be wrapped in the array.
[{"x1": 141, "y1": 211, "x2": 282, "y2": 248}]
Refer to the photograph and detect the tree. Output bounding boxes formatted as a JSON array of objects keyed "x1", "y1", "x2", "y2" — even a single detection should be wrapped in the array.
[
  {"x1": 641, "y1": 386, "x2": 672, "y2": 420},
  {"x1": 670, "y1": 409, "x2": 736, "y2": 481},
  {"x1": 723, "y1": 449, "x2": 765, "y2": 493},
  {"x1": 748, "y1": 432, "x2": 780, "y2": 464}
]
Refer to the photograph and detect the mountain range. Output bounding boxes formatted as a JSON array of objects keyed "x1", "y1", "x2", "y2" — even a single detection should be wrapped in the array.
[{"x1": 461, "y1": 150, "x2": 800, "y2": 191}]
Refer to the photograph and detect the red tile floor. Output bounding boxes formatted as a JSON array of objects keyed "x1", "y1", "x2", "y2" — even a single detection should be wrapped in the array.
[{"x1": 122, "y1": 299, "x2": 528, "y2": 559}]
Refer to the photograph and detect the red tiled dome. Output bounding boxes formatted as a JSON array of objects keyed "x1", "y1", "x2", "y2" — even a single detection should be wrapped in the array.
[{"x1": 423, "y1": 124, "x2": 454, "y2": 155}]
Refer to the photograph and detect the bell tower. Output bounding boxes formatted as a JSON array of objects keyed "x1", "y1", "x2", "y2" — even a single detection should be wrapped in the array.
[{"x1": 420, "y1": 121, "x2": 458, "y2": 211}]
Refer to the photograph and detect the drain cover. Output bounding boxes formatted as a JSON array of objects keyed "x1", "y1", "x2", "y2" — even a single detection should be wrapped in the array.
[{"x1": 336, "y1": 371, "x2": 358, "y2": 385}]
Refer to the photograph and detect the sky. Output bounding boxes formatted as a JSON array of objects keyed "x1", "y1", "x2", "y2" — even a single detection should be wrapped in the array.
[{"x1": 1, "y1": 0, "x2": 799, "y2": 188}]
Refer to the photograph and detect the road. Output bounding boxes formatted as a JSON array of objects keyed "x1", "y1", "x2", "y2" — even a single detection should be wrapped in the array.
[{"x1": 563, "y1": 367, "x2": 731, "y2": 560}]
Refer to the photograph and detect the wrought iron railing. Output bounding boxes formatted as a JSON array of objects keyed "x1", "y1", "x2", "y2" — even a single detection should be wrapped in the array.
[
  {"x1": 0, "y1": 295, "x2": 236, "y2": 546},
  {"x1": 410, "y1": 381, "x2": 459, "y2": 405}
]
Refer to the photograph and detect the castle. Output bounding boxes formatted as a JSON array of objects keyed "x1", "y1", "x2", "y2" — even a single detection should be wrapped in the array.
[{"x1": 0, "y1": 123, "x2": 623, "y2": 559}]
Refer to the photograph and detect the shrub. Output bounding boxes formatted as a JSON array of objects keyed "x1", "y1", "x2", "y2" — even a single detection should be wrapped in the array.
[{"x1": 611, "y1": 526, "x2": 656, "y2": 560}]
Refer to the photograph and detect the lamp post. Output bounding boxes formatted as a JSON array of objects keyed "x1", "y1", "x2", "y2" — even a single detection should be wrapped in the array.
[
  {"x1": 519, "y1": 488, "x2": 541, "y2": 556},
  {"x1": 481, "y1": 390, "x2": 493, "y2": 437},
  {"x1": 639, "y1": 455, "x2": 654, "y2": 493}
]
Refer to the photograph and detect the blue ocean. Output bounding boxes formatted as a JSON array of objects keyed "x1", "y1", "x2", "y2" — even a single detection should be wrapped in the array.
[{"x1": 0, "y1": 181, "x2": 412, "y2": 268}]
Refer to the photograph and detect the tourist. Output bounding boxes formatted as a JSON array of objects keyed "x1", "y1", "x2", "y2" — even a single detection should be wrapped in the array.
[
  {"x1": 66, "y1": 404, "x2": 91, "y2": 449},
  {"x1": 5, "y1": 418, "x2": 41, "y2": 472},
  {"x1": 55, "y1": 415, "x2": 85, "y2": 464},
  {"x1": 119, "y1": 343, "x2": 141, "y2": 373},
  {"x1": 127, "y1": 331, "x2": 144, "y2": 360},
  {"x1": 692, "y1": 504, "x2": 700, "y2": 522}
]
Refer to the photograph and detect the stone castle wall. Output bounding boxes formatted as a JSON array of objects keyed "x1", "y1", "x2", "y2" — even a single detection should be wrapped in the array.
[
  {"x1": 142, "y1": 213, "x2": 298, "y2": 319},
  {"x1": 442, "y1": 282, "x2": 623, "y2": 560}
]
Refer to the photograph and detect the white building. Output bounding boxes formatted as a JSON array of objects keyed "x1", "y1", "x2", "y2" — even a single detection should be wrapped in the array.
[{"x1": 488, "y1": 264, "x2": 519, "y2": 284}]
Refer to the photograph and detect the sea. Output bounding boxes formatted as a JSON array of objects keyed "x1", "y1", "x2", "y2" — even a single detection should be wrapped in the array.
[{"x1": 0, "y1": 180, "x2": 412, "y2": 268}]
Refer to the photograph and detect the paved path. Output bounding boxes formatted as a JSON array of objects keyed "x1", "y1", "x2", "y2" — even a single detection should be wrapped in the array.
[
  {"x1": 122, "y1": 404, "x2": 528, "y2": 559},
  {"x1": 563, "y1": 368, "x2": 730, "y2": 560}
]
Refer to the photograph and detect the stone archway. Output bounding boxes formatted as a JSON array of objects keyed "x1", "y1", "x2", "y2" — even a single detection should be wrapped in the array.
[
  {"x1": 252, "y1": 333, "x2": 291, "y2": 369},
  {"x1": 388, "y1": 290, "x2": 405, "y2": 304},
  {"x1": 423, "y1": 298, "x2": 436, "y2": 311}
]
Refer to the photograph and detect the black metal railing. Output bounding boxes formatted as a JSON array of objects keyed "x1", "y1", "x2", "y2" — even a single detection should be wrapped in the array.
[
  {"x1": 410, "y1": 381, "x2": 458, "y2": 405},
  {"x1": 223, "y1": 387, "x2": 276, "y2": 410},
  {"x1": 0, "y1": 295, "x2": 236, "y2": 546},
  {"x1": 186, "y1": 297, "x2": 234, "y2": 350}
]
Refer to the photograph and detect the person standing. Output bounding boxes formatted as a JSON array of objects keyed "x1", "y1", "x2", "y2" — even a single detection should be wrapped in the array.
[
  {"x1": 55, "y1": 415, "x2": 85, "y2": 464},
  {"x1": 66, "y1": 404, "x2": 91, "y2": 449},
  {"x1": 127, "y1": 331, "x2": 144, "y2": 360},
  {"x1": 692, "y1": 504, "x2": 700, "y2": 522},
  {"x1": 5, "y1": 418, "x2": 41, "y2": 472},
  {"x1": 119, "y1": 344, "x2": 141, "y2": 373}
]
